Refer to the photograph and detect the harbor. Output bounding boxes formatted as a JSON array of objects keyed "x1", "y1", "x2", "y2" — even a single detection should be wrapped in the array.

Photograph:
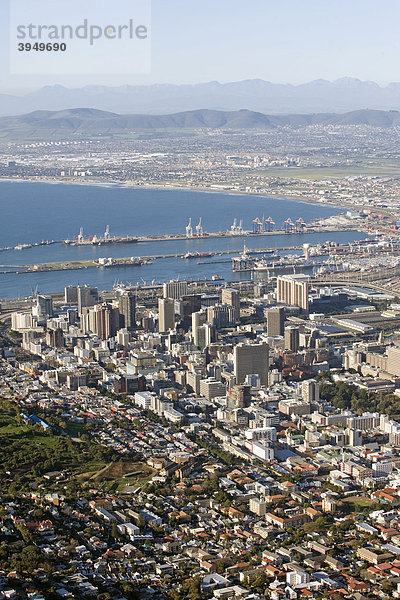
[
  {"x1": 0, "y1": 238, "x2": 388, "y2": 277},
  {"x1": 0, "y1": 182, "x2": 378, "y2": 297},
  {"x1": 0, "y1": 216, "x2": 361, "y2": 255}
]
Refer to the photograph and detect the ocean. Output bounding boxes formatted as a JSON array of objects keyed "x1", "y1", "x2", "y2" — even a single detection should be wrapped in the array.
[{"x1": 0, "y1": 181, "x2": 365, "y2": 298}]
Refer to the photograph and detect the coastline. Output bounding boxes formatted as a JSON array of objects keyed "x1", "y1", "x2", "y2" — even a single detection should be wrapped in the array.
[{"x1": 0, "y1": 176, "x2": 345, "y2": 211}]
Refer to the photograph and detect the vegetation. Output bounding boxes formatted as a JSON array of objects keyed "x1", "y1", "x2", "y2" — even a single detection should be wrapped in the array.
[
  {"x1": 318, "y1": 379, "x2": 400, "y2": 415},
  {"x1": 0, "y1": 398, "x2": 112, "y2": 495}
]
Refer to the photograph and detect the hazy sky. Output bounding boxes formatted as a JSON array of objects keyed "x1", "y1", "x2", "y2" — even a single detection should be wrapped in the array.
[{"x1": 1, "y1": 0, "x2": 400, "y2": 93}]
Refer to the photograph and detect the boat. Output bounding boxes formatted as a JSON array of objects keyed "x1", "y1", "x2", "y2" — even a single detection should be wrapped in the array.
[
  {"x1": 64, "y1": 225, "x2": 138, "y2": 246},
  {"x1": 183, "y1": 251, "x2": 213, "y2": 259}
]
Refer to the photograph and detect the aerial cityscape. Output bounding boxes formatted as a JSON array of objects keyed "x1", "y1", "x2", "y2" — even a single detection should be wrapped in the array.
[{"x1": 5, "y1": 1, "x2": 400, "y2": 600}]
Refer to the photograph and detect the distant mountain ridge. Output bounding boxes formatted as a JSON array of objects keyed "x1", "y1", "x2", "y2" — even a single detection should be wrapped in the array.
[
  {"x1": 1, "y1": 107, "x2": 400, "y2": 140},
  {"x1": 3, "y1": 78, "x2": 400, "y2": 117}
]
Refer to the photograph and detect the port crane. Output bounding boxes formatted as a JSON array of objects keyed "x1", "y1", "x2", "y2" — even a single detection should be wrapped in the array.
[
  {"x1": 230, "y1": 218, "x2": 243, "y2": 235},
  {"x1": 284, "y1": 218, "x2": 295, "y2": 233},
  {"x1": 265, "y1": 216, "x2": 275, "y2": 231},
  {"x1": 296, "y1": 217, "x2": 306, "y2": 232},
  {"x1": 253, "y1": 215, "x2": 275, "y2": 233},
  {"x1": 185, "y1": 218, "x2": 193, "y2": 238},
  {"x1": 252, "y1": 217, "x2": 262, "y2": 234},
  {"x1": 195, "y1": 218, "x2": 203, "y2": 236}
]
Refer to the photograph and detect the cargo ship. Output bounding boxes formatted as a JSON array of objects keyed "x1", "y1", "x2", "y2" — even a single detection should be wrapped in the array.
[
  {"x1": 97, "y1": 257, "x2": 152, "y2": 268},
  {"x1": 183, "y1": 251, "x2": 214, "y2": 259},
  {"x1": 64, "y1": 226, "x2": 138, "y2": 246}
]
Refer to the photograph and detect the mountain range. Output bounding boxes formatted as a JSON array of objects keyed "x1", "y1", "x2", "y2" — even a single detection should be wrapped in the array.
[
  {"x1": 3, "y1": 78, "x2": 400, "y2": 117},
  {"x1": 2, "y1": 107, "x2": 400, "y2": 141}
]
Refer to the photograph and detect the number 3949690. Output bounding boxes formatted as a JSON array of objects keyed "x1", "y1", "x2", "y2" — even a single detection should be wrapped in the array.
[{"x1": 18, "y1": 43, "x2": 67, "y2": 51}]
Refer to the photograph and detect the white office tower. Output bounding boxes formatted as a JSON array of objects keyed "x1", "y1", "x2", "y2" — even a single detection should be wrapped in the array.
[
  {"x1": 277, "y1": 274, "x2": 309, "y2": 311},
  {"x1": 163, "y1": 280, "x2": 188, "y2": 300}
]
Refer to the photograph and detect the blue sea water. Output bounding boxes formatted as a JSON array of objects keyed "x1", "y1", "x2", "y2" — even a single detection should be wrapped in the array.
[{"x1": 0, "y1": 181, "x2": 365, "y2": 298}]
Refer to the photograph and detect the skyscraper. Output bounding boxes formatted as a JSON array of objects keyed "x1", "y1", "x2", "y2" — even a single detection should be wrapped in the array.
[
  {"x1": 284, "y1": 325, "x2": 300, "y2": 352},
  {"x1": 163, "y1": 280, "x2": 188, "y2": 300},
  {"x1": 158, "y1": 298, "x2": 175, "y2": 333},
  {"x1": 277, "y1": 275, "x2": 309, "y2": 311},
  {"x1": 233, "y1": 342, "x2": 269, "y2": 386},
  {"x1": 90, "y1": 303, "x2": 120, "y2": 340},
  {"x1": 387, "y1": 346, "x2": 400, "y2": 377},
  {"x1": 221, "y1": 288, "x2": 240, "y2": 322},
  {"x1": 65, "y1": 285, "x2": 78, "y2": 304},
  {"x1": 207, "y1": 304, "x2": 237, "y2": 328},
  {"x1": 227, "y1": 384, "x2": 251, "y2": 409},
  {"x1": 192, "y1": 310, "x2": 207, "y2": 347},
  {"x1": 118, "y1": 291, "x2": 136, "y2": 330},
  {"x1": 179, "y1": 295, "x2": 202, "y2": 318},
  {"x1": 265, "y1": 306, "x2": 285, "y2": 336},
  {"x1": 46, "y1": 328, "x2": 64, "y2": 348},
  {"x1": 77, "y1": 285, "x2": 99, "y2": 314},
  {"x1": 194, "y1": 323, "x2": 215, "y2": 350},
  {"x1": 302, "y1": 379, "x2": 320, "y2": 403},
  {"x1": 34, "y1": 295, "x2": 53, "y2": 317}
]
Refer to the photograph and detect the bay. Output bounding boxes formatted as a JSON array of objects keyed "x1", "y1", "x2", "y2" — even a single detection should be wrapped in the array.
[{"x1": 0, "y1": 182, "x2": 365, "y2": 298}]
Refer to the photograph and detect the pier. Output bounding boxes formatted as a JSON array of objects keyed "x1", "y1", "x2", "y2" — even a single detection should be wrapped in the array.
[
  {"x1": 0, "y1": 224, "x2": 359, "y2": 254},
  {"x1": 0, "y1": 244, "x2": 313, "y2": 275},
  {"x1": 0, "y1": 239, "x2": 382, "y2": 276}
]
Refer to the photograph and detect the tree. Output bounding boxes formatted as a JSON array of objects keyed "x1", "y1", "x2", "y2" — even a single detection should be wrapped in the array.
[
  {"x1": 110, "y1": 520, "x2": 119, "y2": 539},
  {"x1": 250, "y1": 571, "x2": 267, "y2": 593},
  {"x1": 16, "y1": 522, "x2": 33, "y2": 544},
  {"x1": 137, "y1": 514, "x2": 146, "y2": 529},
  {"x1": 181, "y1": 575, "x2": 201, "y2": 600},
  {"x1": 11, "y1": 544, "x2": 43, "y2": 573},
  {"x1": 381, "y1": 580, "x2": 394, "y2": 595}
]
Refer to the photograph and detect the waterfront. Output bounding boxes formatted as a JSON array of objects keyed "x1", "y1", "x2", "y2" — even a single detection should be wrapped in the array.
[{"x1": 0, "y1": 181, "x2": 367, "y2": 298}]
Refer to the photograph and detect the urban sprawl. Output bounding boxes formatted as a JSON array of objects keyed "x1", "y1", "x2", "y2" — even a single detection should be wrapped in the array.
[{"x1": 5, "y1": 123, "x2": 400, "y2": 600}]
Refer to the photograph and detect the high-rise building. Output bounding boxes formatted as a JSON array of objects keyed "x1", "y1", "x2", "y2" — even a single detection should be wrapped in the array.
[
  {"x1": 387, "y1": 346, "x2": 400, "y2": 377},
  {"x1": 163, "y1": 280, "x2": 188, "y2": 300},
  {"x1": 244, "y1": 373, "x2": 261, "y2": 387},
  {"x1": 34, "y1": 295, "x2": 53, "y2": 317},
  {"x1": 158, "y1": 298, "x2": 175, "y2": 333},
  {"x1": 194, "y1": 324, "x2": 215, "y2": 350},
  {"x1": 199, "y1": 378, "x2": 226, "y2": 400},
  {"x1": 284, "y1": 325, "x2": 300, "y2": 352},
  {"x1": 249, "y1": 498, "x2": 266, "y2": 516},
  {"x1": 65, "y1": 285, "x2": 78, "y2": 304},
  {"x1": 221, "y1": 288, "x2": 240, "y2": 322},
  {"x1": 227, "y1": 384, "x2": 251, "y2": 409},
  {"x1": 265, "y1": 306, "x2": 285, "y2": 336},
  {"x1": 254, "y1": 282, "x2": 269, "y2": 298},
  {"x1": 118, "y1": 291, "x2": 136, "y2": 330},
  {"x1": 302, "y1": 379, "x2": 319, "y2": 403},
  {"x1": 90, "y1": 303, "x2": 120, "y2": 340},
  {"x1": 179, "y1": 295, "x2": 202, "y2": 317},
  {"x1": 77, "y1": 285, "x2": 99, "y2": 314},
  {"x1": 286, "y1": 572, "x2": 310, "y2": 586},
  {"x1": 67, "y1": 308, "x2": 78, "y2": 325},
  {"x1": 346, "y1": 428, "x2": 363, "y2": 447},
  {"x1": 192, "y1": 310, "x2": 206, "y2": 346},
  {"x1": 186, "y1": 370, "x2": 202, "y2": 395},
  {"x1": 207, "y1": 304, "x2": 237, "y2": 328},
  {"x1": 178, "y1": 294, "x2": 202, "y2": 330},
  {"x1": 46, "y1": 328, "x2": 64, "y2": 348},
  {"x1": 192, "y1": 310, "x2": 206, "y2": 330},
  {"x1": 117, "y1": 328, "x2": 130, "y2": 348},
  {"x1": 141, "y1": 316, "x2": 155, "y2": 332},
  {"x1": 277, "y1": 275, "x2": 309, "y2": 311},
  {"x1": 233, "y1": 342, "x2": 269, "y2": 386}
]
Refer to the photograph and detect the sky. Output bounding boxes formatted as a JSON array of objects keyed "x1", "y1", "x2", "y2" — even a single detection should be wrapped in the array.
[{"x1": 1, "y1": 0, "x2": 400, "y2": 93}]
